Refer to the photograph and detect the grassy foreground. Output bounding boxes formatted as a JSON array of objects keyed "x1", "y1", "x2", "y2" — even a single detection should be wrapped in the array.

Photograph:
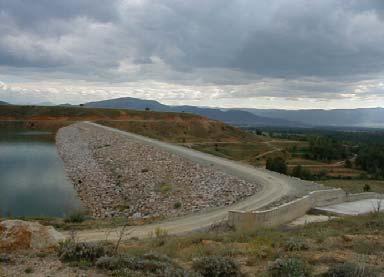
[{"x1": 4, "y1": 213, "x2": 383, "y2": 276}]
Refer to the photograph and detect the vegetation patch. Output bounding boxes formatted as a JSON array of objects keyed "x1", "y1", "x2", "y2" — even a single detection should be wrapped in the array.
[
  {"x1": 64, "y1": 210, "x2": 87, "y2": 223},
  {"x1": 192, "y1": 256, "x2": 241, "y2": 277},
  {"x1": 268, "y1": 257, "x2": 311, "y2": 277},
  {"x1": 58, "y1": 241, "x2": 107, "y2": 265},
  {"x1": 326, "y1": 262, "x2": 378, "y2": 277},
  {"x1": 158, "y1": 183, "x2": 173, "y2": 194},
  {"x1": 284, "y1": 237, "x2": 309, "y2": 252},
  {"x1": 96, "y1": 252, "x2": 193, "y2": 276}
]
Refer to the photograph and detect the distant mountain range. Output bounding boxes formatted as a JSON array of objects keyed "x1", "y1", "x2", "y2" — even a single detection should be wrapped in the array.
[
  {"x1": 85, "y1": 97, "x2": 302, "y2": 127},
  {"x1": 85, "y1": 97, "x2": 384, "y2": 128},
  {"x1": 239, "y1": 108, "x2": 384, "y2": 128},
  {"x1": 3, "y1": 97, "x2": 383, "y2": 128}
]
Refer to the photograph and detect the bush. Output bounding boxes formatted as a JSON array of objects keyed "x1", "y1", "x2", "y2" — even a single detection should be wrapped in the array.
[
  {"x1": 327, "y1": 262, "x2": 378, "y2": 277},
  {"x1": 150, "y1": 227, "x2": 169, "y2": 247},
  {"x1": 24, "y1": 267, "x2": 33, "y2": 274},
  {"x1": 96, "y1": 255, "x2": 138, "y2": 270},
  {"x1": 173, "y1": 202, "x2": 182, "y2": 209},
  {"x1": 64, "y1": 210, "x2": 87, "y2": 223},
  {"x1": 268, "y1": 258, "x2": 311, "y2": 277},
  {"x1": 352, "y1": 240, "x2": 384, "y2": 255},
  {"x1": 192, "y1": 256, "x2": 240, "y2": 277},
  {"x1": 291, "y1": 165, "x2": 313, "y2": 180},
  {"x1": 96, "y1": 252, "x2": 193, "y2": 276},
  {"x1": 0, "y1": 254, "x2": 11, "y2": 263},
  {"x1": 159, "y1": 183, "x2": 172, "y2": 193},
  {"x1": 284, "y1": 237, "x2": 309, "y2": 252},
  {"x1": 363, "y1": 184, "x2": 371, "y2": 192},
  {"x1": 266, "y1": 157, "x2": 287, "y2": 174},
  {"x1": 58, "y1": 241, "x2": 106, "y2": 263}
]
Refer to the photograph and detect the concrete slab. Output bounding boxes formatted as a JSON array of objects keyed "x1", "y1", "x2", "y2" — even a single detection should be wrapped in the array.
[
  {"x1": 288, "y1": 214, "x2": 337, "y2": 226},
  {"x1": 313, "y1": 199, "x2": 384, "y2": 216}
]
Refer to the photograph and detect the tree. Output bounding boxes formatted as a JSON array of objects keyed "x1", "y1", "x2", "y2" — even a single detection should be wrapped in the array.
[
  {"x1": 363, "y1": 184, "x2": 371, "y2": 192},
  {"x1": 266, "y1": 157, "x2": 287, "y2": 174},
  {"x1": 345, "y1": 159, "x2": 352, "y2": 168},
  {"x1": 291, "y1": 165, "x2": 312, "y2": 180},
  {"x1": 356, "y1": 145, "x2": 384, "y2": 178},
  {"x1": 255, "y1": 129, "x2": 262, "y2": 136},
  {"x1": 308, "y1": 136, "x2": 348, "y2": 162}
]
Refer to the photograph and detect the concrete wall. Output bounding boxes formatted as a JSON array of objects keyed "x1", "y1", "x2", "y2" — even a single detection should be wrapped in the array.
[
  {"x1": 228, "y1": 189, "x2": 383, "y2": 230},
  {"x1": 228, "y1": 195, "x2": 312, "y2": 229}
]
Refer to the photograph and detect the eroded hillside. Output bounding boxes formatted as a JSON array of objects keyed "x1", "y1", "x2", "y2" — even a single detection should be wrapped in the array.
[{"x1": 0, "y1": 105, "x2": 259, "y2": 143}]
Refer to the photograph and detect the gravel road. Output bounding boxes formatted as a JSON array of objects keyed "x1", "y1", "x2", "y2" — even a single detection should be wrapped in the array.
[{"x1": 63, "y1": 121, "x2": 324, "y2": 242}]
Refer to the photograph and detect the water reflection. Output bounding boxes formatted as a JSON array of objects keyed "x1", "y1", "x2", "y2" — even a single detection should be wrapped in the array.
[{"x1": 0, "y1": 129, "x2": 81, "y2": 217}]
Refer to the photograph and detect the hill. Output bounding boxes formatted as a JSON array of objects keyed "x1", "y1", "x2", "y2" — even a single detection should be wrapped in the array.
[
  {"x1": 241, "y1": 107, "x2": 384, "y2": 128},
  {"x1": 86, "y1": 97, "x2": 384, "y2": 128},
  {"x1": 0, "y1": 100, "x2": 10, "y2": 105},
  {"x1": 0, "y1": 105, "x2": 257, "y2": 143},
  {"x1": 85, "y1": 97, "x2": 303, "y2": 127}
]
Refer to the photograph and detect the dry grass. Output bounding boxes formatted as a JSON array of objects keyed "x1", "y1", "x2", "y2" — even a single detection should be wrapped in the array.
[
  {"x1": 320, "y1": 179, "x2": 384, "y2": 194},
  {"x1": 112, "y1": 213, "x2": 384, "y2": 276}
]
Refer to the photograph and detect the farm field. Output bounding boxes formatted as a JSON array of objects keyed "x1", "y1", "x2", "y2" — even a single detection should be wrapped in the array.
[{"x1": 191, "y1": 139, "x2": 363, "y2": 178}]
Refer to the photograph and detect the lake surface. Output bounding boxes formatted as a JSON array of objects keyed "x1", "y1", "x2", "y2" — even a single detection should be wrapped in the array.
[{"x1": 0, "y1": 128, "x2": 81, "y2": 217}]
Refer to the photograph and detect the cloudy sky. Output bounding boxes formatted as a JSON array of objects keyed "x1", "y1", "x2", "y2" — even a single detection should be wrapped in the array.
[{"x1": 1, "y1": 0, "x2": 384, "y2": 109}]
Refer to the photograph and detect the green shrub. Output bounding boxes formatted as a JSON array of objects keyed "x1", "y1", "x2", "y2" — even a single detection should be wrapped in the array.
[
  {"x1": 266, "y1": 157, "x2": 287, "y2": 174},
  {"x1": 96, "y1": 255, "x2": 138, "y2": 270},
  {"x1": 150, "y1": 227, "x2": 169, "y2": 247},
  {"x1": 327, "y1": 262, "x2": 378, "y2": 277},
  {"x1": 291, "y1": 165, "x2": 313, "y2": 180},
  {"x1": 64, "y1": 210, "x2": 87, "y2": 223},
  {"x1": 58, "y1": 241, "x2": 106, "y2": 263},
  {"x1": 159, "y1": 183, "x2": 173, "y2": 193},
  {"x1": 284, "y1": 237, "x2": 309, "y2": 252},
  {"x1": 268, "y1": 258, "x2": 311, "y2": 277},
  {"x1": 173, "y1": 202, "x2": 182, "y2": 209},
  {"x1": 24, "y1": 267, "x2": 33, "y2": 274},
  {"x1": 0, "y1": 254, "x2": 11, "y2": 263},
  {"x1": 352, "y1": 240, "x2": 384, "y2": 255},
  {"x1": 96, "y1": 252, "x2": 193, "y2": 276},
  {"x1": 192, "y1": 256, "x2": 240, "y2": 277}
]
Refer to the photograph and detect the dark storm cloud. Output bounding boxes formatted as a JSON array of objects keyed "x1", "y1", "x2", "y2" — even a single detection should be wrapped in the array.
[
  {"x1": 2, "y1": 0, "x2": 384, "y2": 78},
  {"x1": 0, "y1": 0, "x2": 119, "y2": 26},
  {"x1": 1, "y1": 0, "x2": 384, "y2": 105}
]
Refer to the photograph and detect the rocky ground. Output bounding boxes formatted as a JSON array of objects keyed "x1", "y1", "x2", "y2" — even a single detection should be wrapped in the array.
[
  {"x1": 0, "y1": 252, "x2": 104, "y2": 277},
  {"x1": 56, "y1": 123, "x2": 261, "y2": 219},
  {"x1": 0, "y1": 220, "x2": 101, "y2": 277}
]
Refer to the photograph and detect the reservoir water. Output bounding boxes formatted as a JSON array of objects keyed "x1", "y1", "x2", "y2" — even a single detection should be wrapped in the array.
[{"x1": 0, "y1": 128, "x2": 81, "y2": 217}]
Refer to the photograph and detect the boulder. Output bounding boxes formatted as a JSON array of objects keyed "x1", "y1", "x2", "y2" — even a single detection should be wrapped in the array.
[{"x1": 0, "y1": 220, "x2": 64, "y2": 252}]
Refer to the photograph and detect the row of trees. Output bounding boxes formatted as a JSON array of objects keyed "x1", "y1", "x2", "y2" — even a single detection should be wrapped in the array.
[
  {"x1": 307, "y1": 136, "x2": 350, "y2": 162},
  {"x1": 266, "y1": 157, "x2": 328, "y2": 180},
  {"x1": 253, "y1": 127, "x2": 384, "y2": 179},
  {"x1": 356, "y1": 145, "x2": 384, "y2": 178}
]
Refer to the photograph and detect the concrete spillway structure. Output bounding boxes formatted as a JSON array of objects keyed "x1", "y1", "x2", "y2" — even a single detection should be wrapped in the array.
[
  {"x1": 229, "y1": 190, "x2": 384, "y2": 230},
  {"x1": 313, "y1": 198, "x2": 384, "y2": 216}
]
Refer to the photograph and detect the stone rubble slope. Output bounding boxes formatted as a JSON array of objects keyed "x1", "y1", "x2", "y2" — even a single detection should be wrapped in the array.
[{"x1": 56, "y1": 123, "x2": 261, "y2": 219}]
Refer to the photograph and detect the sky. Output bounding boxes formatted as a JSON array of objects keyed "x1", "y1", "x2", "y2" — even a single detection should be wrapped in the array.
[{"x1": 1, "y1": 0, "x2": 384, "y2": 109}]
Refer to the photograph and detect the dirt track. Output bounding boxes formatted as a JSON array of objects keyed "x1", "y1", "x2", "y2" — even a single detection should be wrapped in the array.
[{"x1": 63, "y1": 121, "x2": 323, "y2": 242}]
